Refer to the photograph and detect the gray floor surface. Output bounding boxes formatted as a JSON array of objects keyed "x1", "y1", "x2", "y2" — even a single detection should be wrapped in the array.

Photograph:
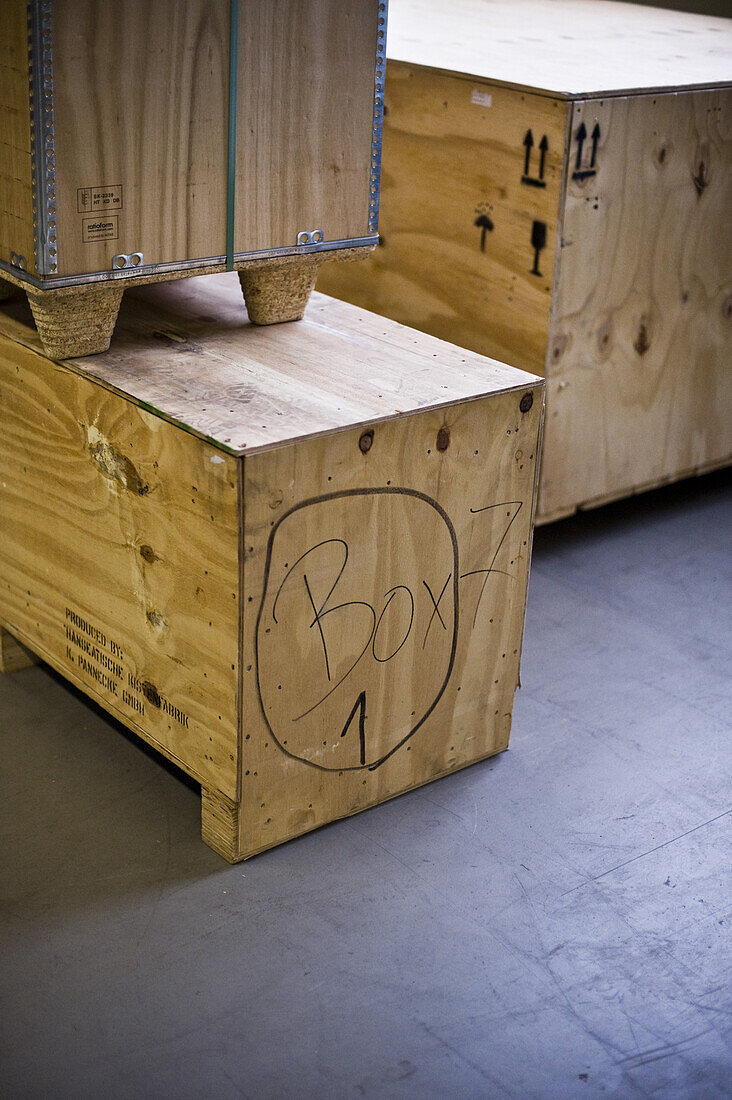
[{"x1": 1, "y1": 469, "x2": 730, "y2": 1100}]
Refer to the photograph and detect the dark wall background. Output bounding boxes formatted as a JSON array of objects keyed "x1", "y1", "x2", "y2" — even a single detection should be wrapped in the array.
[{"x1": 627, "y1": 0, "x2": 731, "y2": 16}]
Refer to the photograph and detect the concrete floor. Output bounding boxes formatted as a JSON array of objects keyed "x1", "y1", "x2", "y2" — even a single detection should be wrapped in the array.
[{"x1": 1, "y1": 469, "x2": 730, "y2": 1100}]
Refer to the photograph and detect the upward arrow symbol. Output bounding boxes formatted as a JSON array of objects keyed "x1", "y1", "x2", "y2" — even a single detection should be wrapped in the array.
[
  {"x1": 590, "y1": 123, "x2": 601, "y2": 168},
  {"x1": 523, "y1": 129, "x2": 534, "y2": 176},
  {"x1": 521, "y1": 130, "x2": 547, "y2": 188},
  {"x1": 538, "y1": 134, "x2": 548, "y2": 180},
  {"x1": 575, "y1": 122, "x2": 587, "y2": 171}
]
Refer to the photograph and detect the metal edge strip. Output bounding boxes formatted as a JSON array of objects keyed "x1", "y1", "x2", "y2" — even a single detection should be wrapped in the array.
[
  {"x1": 0, "y1": 236, "x2": 379, "y2": 290},
  {"x1": 225, "y1": 0, "x2": 239, "y2": 271},
  {"x1": 28, "y1": 0, "x2": 57, "y2": 276},
  {"x1": 368, "y1": 0, "x2": 388, "y2": 236}
]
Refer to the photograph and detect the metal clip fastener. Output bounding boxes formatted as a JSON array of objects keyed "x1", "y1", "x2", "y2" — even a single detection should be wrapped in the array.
[
  {"x1": 112, "y1": 252, "x2": 144, "y2": 270},
  {"x1": 10, "y1": 251, "x2": 27, "y2": 270},
  {"x1": 296, "y1": 230, "x2": 324, "y2": 247}
]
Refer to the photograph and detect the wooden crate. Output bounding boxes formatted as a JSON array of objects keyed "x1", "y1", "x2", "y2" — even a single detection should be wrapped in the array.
[
  {"x1": 318, "y1": 0, "x2": 732, "y2": 523},
  {"x1": 0, "y1": 0, "x2": 387, "y2": 357},
  {"x1": 0, "y1": 272, "x2": 543, "y2": 861}
]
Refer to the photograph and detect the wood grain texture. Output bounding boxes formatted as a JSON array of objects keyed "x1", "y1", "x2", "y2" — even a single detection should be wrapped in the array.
[
  {"x1": 235, "y1": 385, "x2": 542, "y2": 860},
  {"x1": 387, "y1": 0, "x2": 732, "y2": 98},
  {"x1": 539, "y1": 89, "x2": 732, "y2": 518},
  {"x1": 0, "y1": 272, "x2": 543, "y2": 455},
  {"x1": 52, "y1": 0, "x2": 230, "y2": 276},
  {"x1": 234, "y1": 0, "x2": 378, "y2": 252},
  {"x1": 0, "y1": 337, "x2": 240, "y2": 796},
  {"x1": 318, "y1": 64, "x2": 568, "y2": 374},
  {"x1": 0, "y1": 625, "x2": 39, "y2": 673},
  {"x1": 0, "y1": 0, "x2": 35, "y2": 273}
]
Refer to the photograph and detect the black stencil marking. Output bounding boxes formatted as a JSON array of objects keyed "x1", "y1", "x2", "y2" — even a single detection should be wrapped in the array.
[
  {"x1": 521, "y1": 129, "x2": 548, "y2": 188},
  {"x1": 573, "y1": 122, "x2": 600, "y2": 181},
  {"x1": 530, "y1": 220, "x2": 547, "y2": 276}
]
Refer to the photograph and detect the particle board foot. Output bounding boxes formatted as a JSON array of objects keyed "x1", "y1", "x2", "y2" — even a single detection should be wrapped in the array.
[
  {"x1": 201, "y1": 787, "x2": 242, "y2": 862},
  {"x1": 238, "y1": 255, "x2": 323, "y2": 325},
  {"x1": 27, "y1": 284, "x2": 125, "y2": 359},
  {"x1": 0, "y1": 277, "x2": 18, "y2": 302},
  {"x1": 0, "y1": 628, "x2": 39, "y2": 673}
]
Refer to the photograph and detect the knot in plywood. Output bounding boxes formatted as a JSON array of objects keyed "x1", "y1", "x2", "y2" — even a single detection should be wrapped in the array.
[{"x1": 87, "y1": 427, "x2": 149, "y2": 495}]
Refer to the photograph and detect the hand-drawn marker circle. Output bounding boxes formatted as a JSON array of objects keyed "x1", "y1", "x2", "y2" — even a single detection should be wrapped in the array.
[{"x1": 255, "y1": 488, "x2": 459, "y2": 772}]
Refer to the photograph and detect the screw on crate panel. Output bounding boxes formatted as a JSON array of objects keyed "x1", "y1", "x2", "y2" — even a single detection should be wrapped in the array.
[{"x1": 359, "y1": 429, "x2": 374, "y2": 453}]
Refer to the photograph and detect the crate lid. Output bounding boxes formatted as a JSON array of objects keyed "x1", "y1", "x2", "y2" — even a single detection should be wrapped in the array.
[
  {"x1": 0, "y1": 273, "x2": 541, "y2": 457},
  {"x1": 387, "y1": 0, "x2": 732, "y2": 98}
]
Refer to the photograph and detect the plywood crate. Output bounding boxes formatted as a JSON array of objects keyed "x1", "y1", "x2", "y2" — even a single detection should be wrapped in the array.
[
  {"x1": 0, "y1": 0, "x2": 388, "y2": 357},
  {"x1": 318, "y1": 0, "x2": 732, "y2": 523},
  {"x1": 0, "y1": 272, "x2": 543, "y2": 861}
]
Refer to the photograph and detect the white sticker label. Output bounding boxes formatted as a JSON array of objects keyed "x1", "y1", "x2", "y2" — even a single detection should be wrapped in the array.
[{"x1": 471, "y1": 87, "x2": 492, "y2": 108}]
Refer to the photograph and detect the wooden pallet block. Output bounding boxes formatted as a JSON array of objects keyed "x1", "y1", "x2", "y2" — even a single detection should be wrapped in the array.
[
  {"x1": 0, "y1": 0, "x2": 386, "y2": 356},
  {"x1": 0, "y1": 272, "x2": 543, "y2": 861},
  {"x1": 318, "y1": 0, "x2": 732, "y2": 522},
  {"x1": 0, "y1": 627, "x2": 38, "y2": 673}
]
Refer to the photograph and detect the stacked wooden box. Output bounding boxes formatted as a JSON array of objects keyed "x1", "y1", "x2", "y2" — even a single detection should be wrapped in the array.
[
  {"x1": 0, "y1": 1, "x2": 545, "y2": 860},
  {"x1": 0, "y1": 0, "x2": 386, "y2": 356},
  {"x1": 0, "y1": 276, "x2": 542, "y2": 861},
  {"x1": 319, "y1": 0, "x2": 732, "y2": 522}
]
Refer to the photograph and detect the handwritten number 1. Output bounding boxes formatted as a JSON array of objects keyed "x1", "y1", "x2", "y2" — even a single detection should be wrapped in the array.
[{"x1": 341, "y1": 690, "x2": 367, "y2": 766}]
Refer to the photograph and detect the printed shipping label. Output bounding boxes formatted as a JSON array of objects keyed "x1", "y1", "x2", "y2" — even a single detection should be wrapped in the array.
[
  {"x1": 77, "y1": 184, "x2": 123, "y2": 213},
  {"x1": 82, "y1": 215, "x2": 119, "y2": 243}
]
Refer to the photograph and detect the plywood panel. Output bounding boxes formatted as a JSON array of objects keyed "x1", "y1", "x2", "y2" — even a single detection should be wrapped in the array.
[
  {"x1": 387, "y1": 0, "x2": 732, "y2": 98},
  {"x1": 319, "y1": 65, "x2": 568, "y2": 374},
  {"x1": 539, "y1": 89, "x2": 732, "y2": 518},
  {"x1": 52, "y1": 0, "x2": 229, "y2": 276},
  {"x1": 233, "y1": 0, "x2": 378, "y2": 252},
  {"x1": 0, "y1": 0, "x2": 35, "y2": 273},
  {"x1": 237, "y1": 385, "x2": 542, "y2": 858},
  {"x1": 0, "y1": 273, "x2": 542, "y2": 456},
  {"x1": 0, "y1": 337, "x2": 240, "y2": 796}
]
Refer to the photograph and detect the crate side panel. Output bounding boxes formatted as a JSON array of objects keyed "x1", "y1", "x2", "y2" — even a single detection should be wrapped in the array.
[
  {"x1": 319, "y1": 65, "x2": 567, "y2": 375},
  {"x1": 0, "y1": 0, "x2": 35, "y2": 273},
  {"x1": 0, "y1": 338, "x2": 240, "y2": 796},
  {"x1": 539, "y1": 89, "x2": 732, "y2": 519},
  {"x1": 234, "y1": 0, "x2": 378, "y2": 253},
  {"x1": 237, "y1": 383, "x2": 543, "y2": 858},
  {"x1": 51, "y1": 0, "x2": 229, "y2": 277}
]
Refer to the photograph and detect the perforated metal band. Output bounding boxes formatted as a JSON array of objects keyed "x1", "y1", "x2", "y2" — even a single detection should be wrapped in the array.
[
  {"x1": 28, "y1": 0, "x2": 58, "y2": 275},
  {"x1": 368, "y1": 1, "x2": 388, "y2": 235}
]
